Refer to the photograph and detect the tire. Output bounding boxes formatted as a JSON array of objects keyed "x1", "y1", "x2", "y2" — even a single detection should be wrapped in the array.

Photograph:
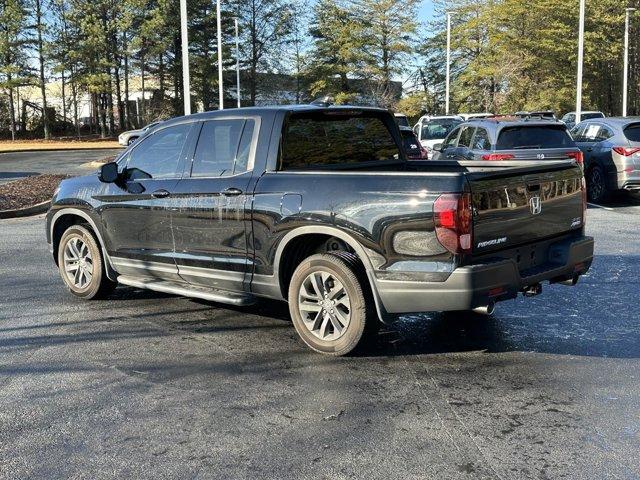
[
  {"x1": 288, "y1": 253, "x2": 376, "y2": 356},
  {"x1": 127, "y1": 136, "x2": 137, "y2": 146},
  {"x1": 57, "y1": 224, "x2": 116, "y2": 299},
  {"x1": 586, "y1": 165, "x2": 607, "y2": 203}
]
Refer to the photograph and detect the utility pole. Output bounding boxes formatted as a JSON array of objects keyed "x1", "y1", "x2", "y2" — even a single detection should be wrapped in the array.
[
  {"x1": 445, "y1": 12, "x2": 452, "y2": 115},
  {"x1": 235, "y1": 17, "x2": 241, "y2": 108},
  {"x1": 575, "y1": 0, "x2": 585, "y2": 124},
  {"x1": 180, "y1": 0, "x2": 191, "y2": 115},
  {"x1": 623, "y1": 7, "x2": 636, "y2": 117},
  {"x1": 217, "y1": 0, "x2": 224, "y2": 110}
]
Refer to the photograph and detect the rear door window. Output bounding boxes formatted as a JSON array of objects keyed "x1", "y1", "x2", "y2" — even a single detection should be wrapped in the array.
[
  {"x1": 191, "y1": 119, "x2": 255, "y2": 177},
  {"x1": 280, "y1": 111, "x2": 401, "y2": 169},
  {"x1": 472, "y1": 128, "x2": 491, "y2": 150},
  {"x1": 496, "y1": 126, "x2": 574, "y2": 149},
  {"x1": 623, "y1": 123, "x2": 640, "y2": 142}
]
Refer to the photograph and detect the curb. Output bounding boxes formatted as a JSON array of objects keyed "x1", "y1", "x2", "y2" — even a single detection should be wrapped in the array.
[{"x1": 0, "y1": 200, "x2": 50, "y2": 219}]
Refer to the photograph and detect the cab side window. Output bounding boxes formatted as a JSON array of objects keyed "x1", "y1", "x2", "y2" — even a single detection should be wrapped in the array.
[
  {"x1": 191, "y1": 119, "x2": 255, "y2": 177},
  {"x1": 472, "y1": 128, "x2": 491, "y2": 150},
  {"x1": 458, "y1": 126, "x2": 476, "y2": 148},
  {"x1": 125, "y1": 123, "x2": 191, "y2": 180},
  {"x1": 441, "y1": 127, "x2": 460, "y2": 150}
]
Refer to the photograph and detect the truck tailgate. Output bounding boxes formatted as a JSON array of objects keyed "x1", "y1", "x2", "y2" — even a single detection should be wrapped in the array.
[{"x1": 467, "y1": 162, "x2": 584, "y2": 254}]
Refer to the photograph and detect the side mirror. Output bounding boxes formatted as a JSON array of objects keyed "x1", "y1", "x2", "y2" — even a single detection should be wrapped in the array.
[
  {"x1": 433, "y1": 143, "x2": 443, "y2": 152},
  {"x1": 98, "y1": 162, "x2": 119, "y2": 183}
]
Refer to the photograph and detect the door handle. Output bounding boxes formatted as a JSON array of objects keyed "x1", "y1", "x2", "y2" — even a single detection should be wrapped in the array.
[
  {"x1": 222, "y1": 187, "x2": 243, "y2": 196},
  {"x1": 151, "y1": 189, "x2": 170, "y2": 198}
]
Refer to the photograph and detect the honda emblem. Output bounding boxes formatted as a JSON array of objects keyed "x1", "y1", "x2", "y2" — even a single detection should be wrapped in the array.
[{"x1": 529, "y1": 196, "x2": 542, "y2": 215}]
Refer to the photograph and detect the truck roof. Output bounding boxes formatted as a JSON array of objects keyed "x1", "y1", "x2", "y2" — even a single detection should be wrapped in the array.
[{"x1": 163, "y1": 104, "x2": 389, "y2": 124}]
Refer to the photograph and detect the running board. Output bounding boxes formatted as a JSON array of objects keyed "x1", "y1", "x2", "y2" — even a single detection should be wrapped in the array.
[{"x1": 117, "y1": 276, "x2": 256, "y2": 306}]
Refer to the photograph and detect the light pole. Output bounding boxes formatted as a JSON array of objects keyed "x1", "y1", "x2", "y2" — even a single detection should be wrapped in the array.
[
  {"x1": 180, "y1": 0, "x2": 191, "y2": 115},
  {"x1": 217, "y1": 0, "x2": 224, "y2": 110},
  {"x1": 575, "y1": 0, "x2": 585, "y2": 124},
  {"x1": 623, "y1": 7, "x2": 636, "y2": 117},
  {"x1": 445, "y1": 12, "x2": 452, "y2": 115},
  {"x1": 235, "y1": 17, "x2": 240, "y2": 108}
]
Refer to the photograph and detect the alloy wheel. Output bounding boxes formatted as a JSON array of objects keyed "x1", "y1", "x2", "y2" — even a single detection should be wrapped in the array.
[
  {"x1": 63, "y1": 236, "x2": 94, "y2": 289},
  {"x1": 298, "y1": 270, "x2": 351, "y2": 341}
]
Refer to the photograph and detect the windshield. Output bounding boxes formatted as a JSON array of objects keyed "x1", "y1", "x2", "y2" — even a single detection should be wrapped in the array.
[
  {"x1": 497, "y1": 126, "x2": 574, "y2": 149},
  {"x1": 583, "y1": 113, "x2": 604, "y2": 120},
  {"x1": 421, "y1": 119, "x2": 462, "y2": 140}
]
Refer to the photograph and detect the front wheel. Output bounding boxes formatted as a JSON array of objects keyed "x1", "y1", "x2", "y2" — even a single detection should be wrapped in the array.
[
  {"x1": 57, "y1": 224, "x2": 116, "y2": 299},
  {"x1": 586, "y1": 165, "x2": 607, "y2": 203},
  {"x1": 288, "y1": 253, "x2": 375, "y2": 356}
]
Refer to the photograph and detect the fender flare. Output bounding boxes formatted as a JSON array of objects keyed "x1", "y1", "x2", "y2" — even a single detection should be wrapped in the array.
[
  {"x1": 273, "y1": 226, "x2": 391, "y2": 323},
  {"x1": 50, "y1": 208, "x2": 118, "y2": 281}
]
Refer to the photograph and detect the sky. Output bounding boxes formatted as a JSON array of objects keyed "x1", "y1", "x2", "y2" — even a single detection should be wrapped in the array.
[{"x1": 418, "y1": 1, "x2": 437, "y2": 25}]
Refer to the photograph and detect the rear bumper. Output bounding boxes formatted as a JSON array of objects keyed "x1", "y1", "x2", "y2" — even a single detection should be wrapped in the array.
[{"x1": 375, "y1": 235, "x2": 594, "y2": 314}]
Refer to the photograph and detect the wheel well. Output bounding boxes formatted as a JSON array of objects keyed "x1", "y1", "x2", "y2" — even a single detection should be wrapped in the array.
[
  {"x1": 52, "y1": 214, "x2": 91, "y2": 265},
  {"x1": 278, "y1": 234, "x2": 357, "y2": 298}
]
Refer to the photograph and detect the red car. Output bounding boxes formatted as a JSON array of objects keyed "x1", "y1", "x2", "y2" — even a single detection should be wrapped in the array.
[{"x1": 399, "y1": 126, "x2": 428, "y2": 159}]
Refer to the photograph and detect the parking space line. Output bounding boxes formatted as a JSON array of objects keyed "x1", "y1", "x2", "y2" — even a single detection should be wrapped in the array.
[{"x1": 587, "y1": 202, "x2": 615, "y2": 211}]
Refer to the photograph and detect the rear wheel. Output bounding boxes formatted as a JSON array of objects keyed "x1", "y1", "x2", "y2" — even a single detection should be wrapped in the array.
[
  {"x1": 288, "y1": 253, "x2": 376, "y2": 356},
  {"x1": 127, "y1": 136, "x2": 138, "y2": 146},
  {"x1": 586, "y1": 165, "x2": 607, "y2": 203},
  {"x1": 57, "y1": 225, "x2": 116, "y2": 299}
]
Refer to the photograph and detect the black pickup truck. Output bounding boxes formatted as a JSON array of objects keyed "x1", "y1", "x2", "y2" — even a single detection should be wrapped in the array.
[{"x1": 46, "y1": 106, "x2": 594, "y2": 355}]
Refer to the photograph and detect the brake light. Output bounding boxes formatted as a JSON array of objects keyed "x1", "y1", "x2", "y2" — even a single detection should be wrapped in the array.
[
  {"x1": 566, "y1": 151, "x2": 583, "y2": 165},
  {"x1": 481, "y1": 153, "x2": 515, "y2": 161},
  {"x1": 433, "y1": 193, "x2": 473, "y2": 254},
  {"x1": 580, "y1": 176, "x2": 587, "y2": 226},
  {"x1": 613, "y1": 146, "x2": 640, "y2": 156}
]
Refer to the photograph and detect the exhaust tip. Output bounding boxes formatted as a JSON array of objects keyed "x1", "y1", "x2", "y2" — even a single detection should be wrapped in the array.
[{"x1": 472, "y1": 301, "x2": 495, "y2": 316}]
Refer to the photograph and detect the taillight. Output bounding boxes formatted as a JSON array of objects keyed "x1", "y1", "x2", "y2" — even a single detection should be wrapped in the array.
[
  {"x1": 580, "y1": 176, "x2": 587, "y2": 226},
  {"x1": 433, "y1": 193, "x2": 473, "y2": 254},
  {"x1": 566, "y1": 151, "x2": 583, "y2": 165},
  {"x1": 481, "y1": 153, "x2": 515, "y2": 161},
  {"x1": 612, "y1": 146, "x2": 640, "y2": 156}
]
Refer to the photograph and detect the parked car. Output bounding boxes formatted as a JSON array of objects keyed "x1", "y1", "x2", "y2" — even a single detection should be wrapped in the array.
[
  {"x1": 118, "y1": 121, "x2": 161, "y2": 146},
  {"x1": 431, "y1": 117, "x2": 583, "y2": 166},
  {"x1": 561, "y1": 111, "x2": 605, "y2": 130},
  {"x1": 570, "y1": 117, "x2": 640, "y2": 202},
  {"x1": 394, "y1": 113, "x2": 410, "y2": 128},
  {"x1": 413, "y1": 115, "x2": 464, "y2": 157},
  {"x1": 46, "y1": 105, "x2": 593, "y2": 356},
  {"x1": 399, "y1": 126, "x2": 428, "y2": 159}
]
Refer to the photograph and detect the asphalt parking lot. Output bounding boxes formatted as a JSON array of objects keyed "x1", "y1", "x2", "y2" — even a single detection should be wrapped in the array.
[
  {"x1": 0, "y1": 198, "x2": 639, "y2": 479},
  {"x1": 0, "y1": 149, "x2": 123, "y2": 183}
]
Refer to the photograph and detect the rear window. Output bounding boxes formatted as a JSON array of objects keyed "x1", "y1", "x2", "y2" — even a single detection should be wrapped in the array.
[
  {"x1": 496, "y1": 126, "x2": 574, "y2": 150},
  {"x1": 280, "y1": 111, "x2": 401, "y2": 169},
  {"x1": 623, "y1": 123, "x2": 640, "y2": 142},
  {"x1": 400, "y1": 130, "x2": 421, "y2": 156},
  {"x1": 583, "y1": 112, "x2": 604, "y2": 120}
]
